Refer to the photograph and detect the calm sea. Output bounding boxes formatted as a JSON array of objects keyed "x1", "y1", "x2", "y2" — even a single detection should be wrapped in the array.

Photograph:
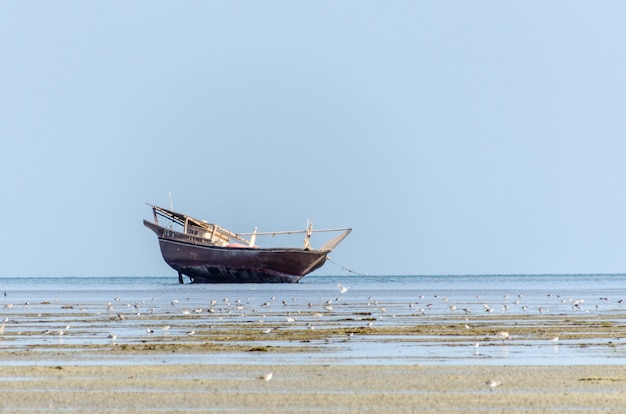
[
  {"x1": 2, "y1": 274, "x2": 626, "y2": 315},
  {"x1": 3, "y1": 273, "x2": 625, "y2": 298},
  {"x1": 1, "y1": 274, "x2": 625, "y2": 366}
]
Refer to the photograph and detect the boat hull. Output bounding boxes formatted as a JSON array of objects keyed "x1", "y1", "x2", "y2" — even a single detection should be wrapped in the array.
[{"x1": 157, "y1": 238, "x2": 329, "y2": 283}]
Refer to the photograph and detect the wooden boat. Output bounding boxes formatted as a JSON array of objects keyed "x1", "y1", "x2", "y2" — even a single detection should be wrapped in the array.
[{"x1": 144, "y1": 204, "x2": 351, "y2": 283}]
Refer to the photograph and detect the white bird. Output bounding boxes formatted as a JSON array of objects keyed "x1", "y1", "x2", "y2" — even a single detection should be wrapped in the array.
[
  {"x1": 497, "y1": 331, "x2": 510, "y2": 342},
  {"x1": 486, "y1": 379, "x2": 501, "y2": 392},
  {"x1": 549, "y1": 336, "x2": 559, "y2": 343},
  {"x1": 259, "y1": 372, "x2": 273, "y2": 381},
  {"x1": 338, "y1": 283, "x2": 349, "y2": 295}
]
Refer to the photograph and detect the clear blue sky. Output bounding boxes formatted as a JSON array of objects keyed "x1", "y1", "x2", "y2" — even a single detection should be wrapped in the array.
[{"x1": 2, "y1": 2, "x2": 625, "y2": 277}]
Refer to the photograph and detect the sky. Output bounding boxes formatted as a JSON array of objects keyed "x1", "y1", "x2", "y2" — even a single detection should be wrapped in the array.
[{"x1": 2, "y1": 2, "x2": 626, "y2": 277}]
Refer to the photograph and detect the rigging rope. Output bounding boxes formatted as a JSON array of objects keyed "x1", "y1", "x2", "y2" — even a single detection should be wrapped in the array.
[{"x1": 327, "y1": 256, "x2": 367, "y2": 276}]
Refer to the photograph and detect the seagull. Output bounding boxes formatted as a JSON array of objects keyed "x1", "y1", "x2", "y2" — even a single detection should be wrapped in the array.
[
  {"x1": 259, "y1": 372, "x2": 273, "y2": 381},
  {"x1": 108, "y1": 334, "x2": 117, "y2": 340},
  {"x1": 472, "y1": 342, "x2": 480, "y2": 355},
  {"x1": 497, "y1": 331, "x2": 510, "y2": 342},
  {"x1": 338, "y1": 283, "x2": 349, "y2": 295},
  {"x1": 549, "y1": 336, "x2": 559, "y2": 343},
  {"x1": 486, "y1": 379, "x2": 501, "y2": 392}
]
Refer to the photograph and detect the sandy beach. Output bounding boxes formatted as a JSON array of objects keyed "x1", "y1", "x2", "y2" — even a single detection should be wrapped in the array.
[{"x1": 0, "y1": 363, "x2": 625, "y2": 413}]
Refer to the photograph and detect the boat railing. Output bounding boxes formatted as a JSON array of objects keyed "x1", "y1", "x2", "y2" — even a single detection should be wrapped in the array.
[
  {"x1": 148, "y1": 204, "x2": 351, "y2": 251},
  {"x1": 154, "y1": 209, "x2": 185, "y2": 233},
  {"x1": 235, "y1": 227, "x2": 352, "y2": 251}
]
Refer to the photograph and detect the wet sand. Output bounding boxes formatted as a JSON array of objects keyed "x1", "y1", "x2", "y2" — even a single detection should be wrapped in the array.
[
  {"x1": 1, "y1": 363, "x2": 626, "y2": 413},
  {"x1": 3, "y1": 280, "x2": 626, "y2": 412}
]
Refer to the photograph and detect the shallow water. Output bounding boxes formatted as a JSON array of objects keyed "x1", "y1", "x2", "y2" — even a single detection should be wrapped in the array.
[{"x1": 1, "y1": 274, "x2": 626, "y2": 366}]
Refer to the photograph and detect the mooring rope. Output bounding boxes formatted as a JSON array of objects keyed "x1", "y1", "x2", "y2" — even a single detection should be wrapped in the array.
[{"x1": 327, "y1": 256, "x2": 367, "y2": 276}]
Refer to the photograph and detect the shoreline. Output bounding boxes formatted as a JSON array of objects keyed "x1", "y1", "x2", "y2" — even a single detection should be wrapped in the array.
[{"x1": 2, "y1": 275, "x2": 626, "y2": 411}]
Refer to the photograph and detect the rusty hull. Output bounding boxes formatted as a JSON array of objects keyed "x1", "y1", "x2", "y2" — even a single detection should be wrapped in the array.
[
  {"x1": 144, "y1": 219, "x2": 329, "y2": 283},
  {"x1": 157, "y1": 238, "x2": 328, "y2": 283}
]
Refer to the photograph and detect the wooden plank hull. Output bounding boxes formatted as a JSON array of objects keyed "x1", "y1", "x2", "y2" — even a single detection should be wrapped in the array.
[
  {"x1": 157, "y1": 238, "x2": 328, "y2": 283},
  {"x1": 143, "y1": 205, "x2": 350, "y2": 284}
]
